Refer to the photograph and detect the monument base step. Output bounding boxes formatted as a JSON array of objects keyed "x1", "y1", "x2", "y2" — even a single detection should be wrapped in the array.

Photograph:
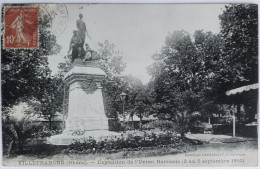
[{"x1": 47, "y1": 130, "x2": 122, "y2": 145}]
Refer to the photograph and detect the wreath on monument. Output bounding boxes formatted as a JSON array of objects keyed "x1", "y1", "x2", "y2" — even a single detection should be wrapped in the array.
[{"x1": 80, "y1": 79, "x2": 97, "y2": 94}]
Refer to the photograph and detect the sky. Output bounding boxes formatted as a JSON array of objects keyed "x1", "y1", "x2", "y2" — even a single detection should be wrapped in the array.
[{"x1": 47, "y1": 4, "x2": 226, "y2": 83}]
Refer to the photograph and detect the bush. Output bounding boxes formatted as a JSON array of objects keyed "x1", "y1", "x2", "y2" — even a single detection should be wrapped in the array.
[
  {"x1": 2, "y1": 117, "x2": 41, "y2": 155},
  {"x1": 189, "y1": 122, "x2": 212, "y2": 134},
  {"x1": 212, "y1": 124, "x2": 244, "y2": 135},
  {"x1": 65, "y1": 131, "x2": 196, "y2": 154},
  {"x1": 143, "y1": 120, "x2": 178, "y2": 131},
  {"x1": 2, "y1": 117, "x2": 62, "y2": 156},
  {"x1": 108, "y1": 119, "x2": 123, "y2": 132},
  {"x1": 212, "y1": 124, "x2": 232, "y2": 134},
  {"x1": 36, "y1": 129, "x2": 62, "y2": 138}
]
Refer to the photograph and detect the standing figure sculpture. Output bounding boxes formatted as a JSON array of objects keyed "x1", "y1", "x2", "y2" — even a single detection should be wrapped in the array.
[
  {"x1": 76, "y1": 13, "x2": 90, "y2": 46},
  {"x1": 68, "y1": 13, "x2": 96, "y2": 63},
  {"x1": 68, "y1": 30, "x2": 82, "y2": 63}
]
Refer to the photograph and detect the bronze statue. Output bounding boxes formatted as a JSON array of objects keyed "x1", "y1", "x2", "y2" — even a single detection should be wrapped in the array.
[
  {"x1": 76, "y1": 13, "x2": 91, "y2": 45},
  {"x1": 68, "y1": 30, "x2": 82, "y2": 63},
  {"x1": 83, "y1": 43, "x2": 102, "y2": 61},
  {"x1": 83, "y1": 43, "x2": 93, "y2": 61},
  {"x1": 68, "y1": 14, "x2": 103, "y2": 63}
]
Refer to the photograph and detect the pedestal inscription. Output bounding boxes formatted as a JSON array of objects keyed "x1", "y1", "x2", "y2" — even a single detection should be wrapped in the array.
[{"x1": 65, "y1": 81, "x2": 108, "y2": 131}]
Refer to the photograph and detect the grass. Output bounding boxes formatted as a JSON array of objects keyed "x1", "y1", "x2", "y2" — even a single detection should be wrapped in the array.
[
  {"x1": 4, "y1": 141, "x2": 196, "y2": 160},
  {"x1": 4, "y1": 135, "x2": 257, "y2": 161},
  {"x1": 3, "y1": 140, "x2": 257, "y2": 167}
]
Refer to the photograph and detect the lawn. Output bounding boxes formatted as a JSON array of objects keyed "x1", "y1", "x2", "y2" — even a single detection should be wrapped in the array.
[{"x1": 3, "y1": 138, "x2": 257, "y2": 167}]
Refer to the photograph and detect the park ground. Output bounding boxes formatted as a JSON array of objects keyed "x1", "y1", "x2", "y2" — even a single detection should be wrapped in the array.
[{"x1": 3, "y1": 134, "x2": 258, "y2": 167}]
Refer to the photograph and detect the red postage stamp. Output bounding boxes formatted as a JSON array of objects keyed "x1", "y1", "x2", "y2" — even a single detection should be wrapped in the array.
[{"x1": 4, "y1": 6, "x2": 39, "y2": 49}]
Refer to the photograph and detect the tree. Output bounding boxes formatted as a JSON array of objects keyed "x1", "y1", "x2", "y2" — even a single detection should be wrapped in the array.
[
  {"x1": 91, "y1": 41, "x2": 151, "y2": 131},
  {"x1": 96, "y1": 40, "x2": 126, "y2": 79},
  {"x1": 2, "y1": 117, "x2": 40, "y2": 154},
  {"x1": 131, "y1": 97, "x2": 150, "y2": 131},
  {"x1": 95, "y1": 40, "x2": 127, "y2": 120},
  {"x1": 27, "y1": 76, "x2": 64, "y2": 130},
  {"x1": 218, "y1": 4, "x2": 258, "y2": 90},
  {"x1": 147, "y1": 30, "x2": 222, "y2": 136},
  {"x1": 216, "y1": 4, "x2": 258, "y2": 121},
  {"x1": 1, "y1": 6, "x2": 61, "y2": 109},
  {"x1": 1, "y1": 5, "x2": 63, "y2": 136},
  {"x1": 119, "y1": 75, "x2": 149, "y2": 130}
]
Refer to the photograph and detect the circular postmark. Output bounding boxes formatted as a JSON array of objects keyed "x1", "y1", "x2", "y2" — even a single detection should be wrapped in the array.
[{"x1": 38, "y1": 4, "x2": 69, "y2": 37}]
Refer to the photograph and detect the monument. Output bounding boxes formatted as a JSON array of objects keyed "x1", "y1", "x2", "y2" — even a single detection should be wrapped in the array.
[{"x1": 48, "y1": 14, "x2": 120, "y2": 145}]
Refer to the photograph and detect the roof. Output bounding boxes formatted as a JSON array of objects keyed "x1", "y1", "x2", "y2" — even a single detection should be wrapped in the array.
[{"x1": 225, "y1": 83, "x2": 258, "y2": 96}]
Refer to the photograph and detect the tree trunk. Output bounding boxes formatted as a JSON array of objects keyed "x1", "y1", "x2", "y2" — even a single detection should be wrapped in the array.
[
  {"x1": 181, "y1": 131, "x2": 185, "y2": 137},
  {"x1": 181, "y1": 112, "x2": 185, "y2": 137},
  {"x1": 132, "y1": 115, "x2": 134, "y2": 130},
  {"x1": 218, "y1": 112, "x2": 221, "y2": 123},
  {"x1": 244, "y1": 103, "x2": 249, "y2": 122},
  {"x1": 245, "y1": 103, "x2": 255, "y2": 122},
  {"x1": 139, "y1": 116, "x2": 143, "y2": 131},
  {"x1": 49, "y1": 117, "x2": 52, "y2": 130},
  {"x1": 7, "y1": 140, "x2": 14, "y2": 157},
  {"x1": 237, "y1": 103, "x2": 241, "y2": 122},
  {"x1": 18, "y1": 142, "x2": 24, "y2": 154}
]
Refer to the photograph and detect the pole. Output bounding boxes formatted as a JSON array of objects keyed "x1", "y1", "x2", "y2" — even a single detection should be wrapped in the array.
[
  {"x1": 232, "y1": 104, "x2": 236, "y2": 137},
  {"x1": 257, "y1": 95, "x2": 259, "y2": 137},
  {"x1": 123, "y1": 101, "x2": 126, "y2": 133},
  {"x1": 232, "y1": 3, "x2": 236, "y2": 138},
  {"x1": 63, "y1": 86, "x2": 66, "y2": 130}
]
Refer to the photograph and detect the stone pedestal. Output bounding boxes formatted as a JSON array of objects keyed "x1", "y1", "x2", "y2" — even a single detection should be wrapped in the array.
[
  {"x1": 48, "y1": 59, "x2": 120, "y2": 145},
  {"x1": 64, "y1": 60, "x2": 108, "y2": 132}
]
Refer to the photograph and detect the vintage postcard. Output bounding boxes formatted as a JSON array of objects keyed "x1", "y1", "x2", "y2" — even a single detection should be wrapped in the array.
[{"x1": 1, "y1": 3, "x2": 258, "y2": 167}]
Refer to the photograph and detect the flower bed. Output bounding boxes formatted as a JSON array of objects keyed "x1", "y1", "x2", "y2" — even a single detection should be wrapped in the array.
[{"x1": 64, "y1": 131, "x2": 202, "y2": 154}]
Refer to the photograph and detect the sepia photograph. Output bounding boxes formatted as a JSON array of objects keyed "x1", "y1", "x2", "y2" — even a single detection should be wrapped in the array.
[{"x1": 1, "y1": 2, "x2": 258, "y2": 167}]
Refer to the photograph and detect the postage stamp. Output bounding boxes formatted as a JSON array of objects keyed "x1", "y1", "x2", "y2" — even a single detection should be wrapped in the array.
[{"x1": 4, "y1": 6, "x2": 39, "y2": 49}]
